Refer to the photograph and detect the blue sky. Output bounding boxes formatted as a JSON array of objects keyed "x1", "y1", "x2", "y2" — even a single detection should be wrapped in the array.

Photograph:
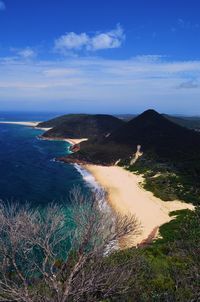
[{"x1": 0, "y1": 0, "x2": 200, "y2": 114}]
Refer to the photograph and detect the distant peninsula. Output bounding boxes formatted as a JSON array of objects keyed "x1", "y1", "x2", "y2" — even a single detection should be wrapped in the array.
[{"x1": 38, "y1": 114, "x2": 124, "y2": 139}]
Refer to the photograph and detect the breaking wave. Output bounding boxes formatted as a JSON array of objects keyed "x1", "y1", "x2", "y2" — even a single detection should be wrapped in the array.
[{"x1": 73, "y1": 163, "x2": 110, "y2": 212}]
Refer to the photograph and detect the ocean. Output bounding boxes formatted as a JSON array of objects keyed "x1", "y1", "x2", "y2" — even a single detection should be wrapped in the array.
[{"x1": 0, "y1": 112, "x2": 92, "y2": 206}]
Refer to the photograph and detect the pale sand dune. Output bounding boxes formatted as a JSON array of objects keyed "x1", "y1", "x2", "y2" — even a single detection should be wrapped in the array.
[
  {"x1": 65, "y1": 138, "x2": 88, "y2": 145},
  {"x1": 35, "y1": 126, "x2": 52, "y2": 131},
  {"x1": 84, "y1": 165, "x2": 194, "y2": 247}
]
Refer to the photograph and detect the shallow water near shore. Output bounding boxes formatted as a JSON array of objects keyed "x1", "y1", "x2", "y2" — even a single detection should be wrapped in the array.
[{"x1": 0, "y1": 112, "x2": 91, "y2": 205}]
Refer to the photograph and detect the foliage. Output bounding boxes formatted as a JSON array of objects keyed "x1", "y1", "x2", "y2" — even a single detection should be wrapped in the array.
[
  {"x1": 127, "y1": 155, "x2": 200, "y2": 204},
  {"x1": 108, "y1": 208, "x2": 200, "y2": 302},
  {"x1": 0, "y1": 195, "x2": 199, "y2": 301},
  {"x1": 0, "y1": 188, "x2": 140, "y2": 302},
  {"x1": 69, "y1": 140, "x2": 133, "y2": 165}
]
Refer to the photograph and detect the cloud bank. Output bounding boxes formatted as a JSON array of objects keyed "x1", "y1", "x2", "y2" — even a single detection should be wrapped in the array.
[
  {"x1": 1, "y1": 24, "x2": 200, "y2": 113},
  {"x1": 0, "y1": 55, "x2": 200, "y2": 114},
  {"x1": 54, "y1": 24, "x2": 125, "y2": 54}
]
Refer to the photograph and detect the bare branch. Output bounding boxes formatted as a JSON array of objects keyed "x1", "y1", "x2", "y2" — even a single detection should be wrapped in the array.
[{"x1": 0, "y1": 188, "x2": 141, "y2": 301}]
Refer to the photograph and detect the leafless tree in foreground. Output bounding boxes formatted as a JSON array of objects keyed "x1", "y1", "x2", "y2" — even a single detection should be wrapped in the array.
[{"x1": 0, "y1": 188, "x2": 141, "y2": 302}]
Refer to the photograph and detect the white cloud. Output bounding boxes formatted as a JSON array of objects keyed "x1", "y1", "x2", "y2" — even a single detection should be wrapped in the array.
[
  {"x1": 0, "y1": 55, "x2": 200, "y2": 114},
  {"x1": 18, "y1": 47, "x2": 36, "y2": 59},
  {"x1": 88, "y1": 24, "x2": 125, "y2": 50},
  {"x1": 9, "y1": 47, "x2": 37, "y2": 59},
  {"x1": 0, "y1": 1, "x2": 5, "y2": 10},
  {"x1": 54, "y1": 24, "x2": 125, "y2": 54},
  {"x1": 55, "y1": 33, "x2": 89, "y2": 52}
]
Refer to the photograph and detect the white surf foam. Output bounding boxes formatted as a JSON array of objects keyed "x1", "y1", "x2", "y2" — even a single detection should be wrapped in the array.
[
  {"x1": 74, "y1": 163, "x2": 100, "y2": 190},
  {"x1": 73, "y1": 163, "x2": 110, "y2": 212},
  {"x1": 74, "y1": 163, "x2": 119, "y2": 252}
]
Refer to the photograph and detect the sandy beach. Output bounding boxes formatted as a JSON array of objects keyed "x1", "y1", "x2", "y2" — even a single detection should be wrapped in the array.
[
  {"x1": 84, "y1": 165, "x2": 194, "y2": 247},
  {"x1": 0, "y1": 121, "x2": 53, "y2": 131},
  {"x1": 0, "y1": 121, "x2": 40, "y2": 127},
  {"x1": 0, "y1": 122, "x2": 88, "y2": 145},
  {"x1": 40, "y1": 137, "x2": 88, "y2": 146}
]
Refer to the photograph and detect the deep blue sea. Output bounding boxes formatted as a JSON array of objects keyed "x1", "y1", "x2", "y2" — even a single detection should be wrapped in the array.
[{"x1": 0, "y1": 112, "x2": 90, "y2": 206}]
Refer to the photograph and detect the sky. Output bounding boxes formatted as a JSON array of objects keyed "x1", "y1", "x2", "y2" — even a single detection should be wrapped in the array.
[{"x1": 0, "y1": 0, "x2": 200, "y2": 114}]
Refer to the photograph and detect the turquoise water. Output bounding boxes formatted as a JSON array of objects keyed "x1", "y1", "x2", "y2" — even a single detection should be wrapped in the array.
[{"x1": 0, "y1": 112, "x2": 89, "y2": 205}]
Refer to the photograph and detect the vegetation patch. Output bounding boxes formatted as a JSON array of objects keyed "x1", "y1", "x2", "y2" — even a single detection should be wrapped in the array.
[
  {"x1": 107, "y1": 208, "x2": 200, "y2": 301},
  {"x1": 125, "y1": 155, "x2": 200, "y2": 204}
]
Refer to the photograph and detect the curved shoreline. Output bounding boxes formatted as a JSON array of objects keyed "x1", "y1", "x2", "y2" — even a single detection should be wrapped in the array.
[
  {"x1": 1, "y1": 120, "x2": 194, "y2": 247},
  {"x1": 0, "y1": 121, "x2": 88, "y2": 147},
  {"x1": 83, "y1": 164, "x2": 195, "y2": 247},
  {"x1": 37, "y1": 135, "x2": 88, "y2": 146}
]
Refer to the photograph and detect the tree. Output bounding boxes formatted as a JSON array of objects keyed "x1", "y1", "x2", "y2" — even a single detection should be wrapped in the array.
[{"x1": 0, "y1": 188, "x2": 141, "y2": 302}]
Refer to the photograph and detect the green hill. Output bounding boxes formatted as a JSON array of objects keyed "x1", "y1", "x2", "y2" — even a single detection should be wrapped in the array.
[
  {"x1": 164, "y1": 114, "x2": 200, "y2": 130},
  {"x1": 115, "y1": 113, "x2": 200, "y2": 130},
  {"x1": 107, "y1": 109, "x2": 200, "y2": 162},
  {"x1": 69, "y1": 109, "x2": 200, "y2": 165},
  {"x1": 64, "y1": 110, "x2": 200, "y2": 203},
  {"x1": 38, "y1": 114, "x2": 88, "y2": 128},
  {"x1": 39, "y1": 114, "x2": 124, "y2": 139}
]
